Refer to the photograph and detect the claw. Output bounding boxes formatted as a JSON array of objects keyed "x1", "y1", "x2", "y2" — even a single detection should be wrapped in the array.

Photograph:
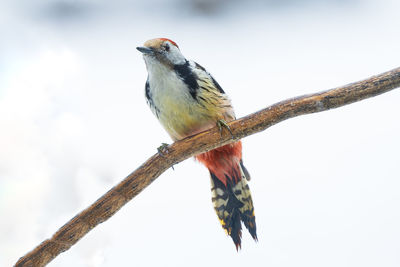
[
  {"x1": 157, "y1": 143, "x2": 170, "y2": 156},
  {"x1": 157, "y1": 143, "x2": 175, "y2": 170},
  {"x1": 217, "y1": 119, "x2": 234, "y2": 139}
]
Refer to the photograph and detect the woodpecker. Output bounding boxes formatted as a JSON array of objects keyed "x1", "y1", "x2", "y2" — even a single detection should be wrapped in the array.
[{"x1": 137, "y1": 38, "x2": 257, "y2": 249}]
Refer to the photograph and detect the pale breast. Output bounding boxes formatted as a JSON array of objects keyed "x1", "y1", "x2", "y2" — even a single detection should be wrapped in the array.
[
  {"x1": 148, "y1": 70, "x2": 216, "y2": 140},
  {"x1": 145, "y1": 58, "x2": 235, "y2": 140}
]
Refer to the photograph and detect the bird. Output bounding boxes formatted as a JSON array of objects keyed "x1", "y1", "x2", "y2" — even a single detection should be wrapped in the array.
[{"x1": 137, "y1": 38, "x2": 257, "y2": 249}]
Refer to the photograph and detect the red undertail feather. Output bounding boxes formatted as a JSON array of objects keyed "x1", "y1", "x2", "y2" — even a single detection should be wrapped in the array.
[
  {"x1": 196, "y1": 141, "x2": 243, "y2": 186},
  {"x1": 195, "y1": 141, "x2": 257, "y2": 249}
]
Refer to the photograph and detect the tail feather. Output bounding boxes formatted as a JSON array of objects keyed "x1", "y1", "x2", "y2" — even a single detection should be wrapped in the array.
[
  {"x1": 196, "y1": 141, "x2": 257, "y2": 249},
  {"x1": 240, "y1": 159, "x2": 251, "y2": 181},
  {"x1": 209, "y1": 169, "x2": 257, "y2": 249}
]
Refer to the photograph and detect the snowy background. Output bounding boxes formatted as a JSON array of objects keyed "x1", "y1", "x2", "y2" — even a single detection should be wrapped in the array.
[{"x1": 1, "y1": 0, "x2": 400, "y2": 266}]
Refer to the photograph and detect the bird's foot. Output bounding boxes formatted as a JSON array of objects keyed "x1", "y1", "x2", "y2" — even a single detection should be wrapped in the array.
[
  {"x1": 157, "y1": 143, "x2": 170, "y2": 156},
  {"x1": 217, "y1": 119, "x2": 234, "y2": 139},
  {"x1": 157, "y1": 143, "x2": 175, "y2": 170}
]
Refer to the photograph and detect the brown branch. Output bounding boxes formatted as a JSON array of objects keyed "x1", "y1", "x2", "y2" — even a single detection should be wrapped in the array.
[{"x1": 15, "y1": 67, "x2": 400, "y2": 266}]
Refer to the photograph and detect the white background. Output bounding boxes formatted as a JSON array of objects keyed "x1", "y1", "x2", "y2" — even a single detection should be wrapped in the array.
[{"x1": 1, "y1": 0, "x2": 400, "y2": 266}]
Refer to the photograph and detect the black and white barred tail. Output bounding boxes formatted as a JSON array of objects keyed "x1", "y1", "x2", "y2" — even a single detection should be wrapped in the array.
[{"x1": 210, "y1": 163, "x2": 257, "y2": 250}]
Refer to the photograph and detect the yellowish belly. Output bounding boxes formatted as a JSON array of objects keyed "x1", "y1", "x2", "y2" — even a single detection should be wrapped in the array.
[{"x1": 157, "y1": 97, "x2": 216, "y2": 140}]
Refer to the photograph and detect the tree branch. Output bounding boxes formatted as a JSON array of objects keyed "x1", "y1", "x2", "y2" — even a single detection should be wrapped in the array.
[{"x1": 15, "y1": 67, "x2": 400, "y2": 266}]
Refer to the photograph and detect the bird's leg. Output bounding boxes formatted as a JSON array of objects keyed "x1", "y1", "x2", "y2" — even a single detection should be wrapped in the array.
[
  {"x1": 157, "y1": 143, "x2": 170, "y2": 156},
  {"x1": 217, "y1": 119, "x2": 234, "y2": 139},
  {"x1": 157, "y1": 143, "x2": 175, "y2": 170}
]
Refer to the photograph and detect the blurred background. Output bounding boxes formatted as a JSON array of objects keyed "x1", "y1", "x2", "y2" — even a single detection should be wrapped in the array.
[{"x1": 1, "y1": 0, "x2": 400, "y2": 266}]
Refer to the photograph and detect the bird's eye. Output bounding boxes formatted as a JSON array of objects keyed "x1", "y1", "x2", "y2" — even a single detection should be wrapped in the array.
[{"x1": 164, "y1": 44, "x2": 170, "y2": 52}]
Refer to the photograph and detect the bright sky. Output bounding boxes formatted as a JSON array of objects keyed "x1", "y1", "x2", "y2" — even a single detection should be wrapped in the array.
[{"x1": 1, "y1": 1, "x2": 400, "y2": 266}]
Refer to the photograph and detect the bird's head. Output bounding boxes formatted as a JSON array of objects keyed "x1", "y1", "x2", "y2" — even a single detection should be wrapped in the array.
[{"x1": 137, "y1": 38, "x2": 186, "y2": 69}]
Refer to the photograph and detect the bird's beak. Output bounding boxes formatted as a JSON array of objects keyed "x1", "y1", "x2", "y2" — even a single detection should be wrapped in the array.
[{"x1": 136, "y1": 46, "x2": 154, "y2": 55}]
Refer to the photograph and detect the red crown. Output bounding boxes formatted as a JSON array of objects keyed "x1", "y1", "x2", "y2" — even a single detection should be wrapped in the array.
[{"x1": 159, "y1": 38, "x2": 179, "y2": 48}]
